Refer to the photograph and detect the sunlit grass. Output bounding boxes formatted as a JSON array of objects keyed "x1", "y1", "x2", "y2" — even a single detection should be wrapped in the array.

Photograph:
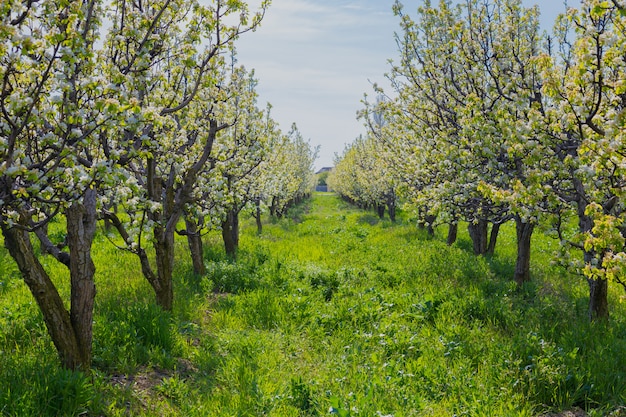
[{"x1": 0, "y1": 193, "x2": 625, "y2": 416}]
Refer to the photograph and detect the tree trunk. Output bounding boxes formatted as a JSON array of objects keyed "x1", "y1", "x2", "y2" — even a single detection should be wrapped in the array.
[
  {"x1": 222, "y1": 209, "x2": 239, "y2": 259},
  {"x1": 468, "y1": 220, "x2": 488, "y2": 255},
  {"x1": 588, "y1": 277, "x2": 609, "y2": 321},
  {"x1": 575, "y1": 194, "x2": 609, "y2": 321},
  {"x1": 232, "y1": 210, "x2": 240, "y2": 247},
  {"x1": 377, "y1": 204, "x2": 385, "y2": 219},
  {"x1": 153, "y1": 224, "x2": 175, "y2": 311},
  {"x1": 66, "y1": 188, "x2": 97, "y2": 370},
  {"x1": 486, "y1": 222, "x2": 501, "y2": 255},
  {"x1": 185, "y1": 216, "x2": 205, "y2": 276},
  {"x1": 387, "y1": 197, "x2": 396, "y2": 223},
  {"x1": 447, "y1": 223, "x2": 458, "y2": 246},
  {"x1": 255, "y1": 198, "x2": 263, "y2": 235},
  {"x1": 1, "y1": 222, "x2": 84, "y2": 370},
  {"x1": 270, "y1": 196, "x2": 278, "y2": 217},
  {"x1": 514, "y1": 216, "x2": 534, "y2": 285}
]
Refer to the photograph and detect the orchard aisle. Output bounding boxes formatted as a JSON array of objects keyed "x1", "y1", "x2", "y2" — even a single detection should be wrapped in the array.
[{"x1": 0, "y1": 193, "x2": 624, "y2": 415}]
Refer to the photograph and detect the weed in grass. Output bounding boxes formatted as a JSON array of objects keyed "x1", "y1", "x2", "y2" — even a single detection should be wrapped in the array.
[
  {"x1": 155, "y1": 375, "x2": 189, "y2": 406},
  {"x1": 204, "y1": 260, "x2": 259, "y2": 294},
  {"x1": 289, "y1": 377, "x2": 318, "y2": 414},
  {"x1": 308, "y1": 269, "x2": 339, "y2": 301},
  {"x1": 239, "y1": 288, "x2": 281, "y2": 330}
]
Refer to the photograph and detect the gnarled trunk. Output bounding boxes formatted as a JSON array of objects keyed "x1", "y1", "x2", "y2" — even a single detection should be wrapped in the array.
[
  {"x1": 1, "y1": 190, "x2": 97, "y2": 371},
  {"x1": 2, "y1": 224, "x2": 83, "y2": 370},
  {"x1": 513, "y1": 216, "x2": 534, "y2": 285}
]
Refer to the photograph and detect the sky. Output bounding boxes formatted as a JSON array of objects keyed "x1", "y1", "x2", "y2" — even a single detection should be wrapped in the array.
[{"x1": 235, "y1": 1, "x2": 574, "y2": 170}]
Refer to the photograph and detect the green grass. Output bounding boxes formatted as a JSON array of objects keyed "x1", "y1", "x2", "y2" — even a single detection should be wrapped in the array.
[{"x1": 1, "y1": 193, "x2": 625, "y2": 416}]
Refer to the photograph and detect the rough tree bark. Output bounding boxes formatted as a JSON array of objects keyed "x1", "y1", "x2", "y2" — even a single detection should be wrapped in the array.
[
  {"x1": 255, "y1": 197, "x2": 263, "y2": 234},
  {"x1": 222, "y1": 209, "x2": 240, "y2": 259},
  {"x1": 447, "y1": 222, "x2": 458, "y2": 246},
  {"x1": 153, "y1": 223, "x2": 176, "y2": 311},
  {"x1": 66, "y1": 188, "x2": 97, "y2": 369},
  {"x1": 468, "y1": 220, "x2": 488, "y2": 255},
  {"x1": 2, "y1": 224, "x2": 82, "y2": 370},
  {"x1": 1, "y1": 189, "x2": 97, "y2": 370},
  {"x1": 513, "y1": 216, "x2": 534, "y2": 285}
]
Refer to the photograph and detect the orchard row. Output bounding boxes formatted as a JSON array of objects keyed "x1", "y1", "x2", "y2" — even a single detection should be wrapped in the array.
[
  {"x1": 0, "y1": 0, "x2": 316, "y2": 371},
  {"x1": 331, "y1": 0, "x2": 626, "y2": 321}
]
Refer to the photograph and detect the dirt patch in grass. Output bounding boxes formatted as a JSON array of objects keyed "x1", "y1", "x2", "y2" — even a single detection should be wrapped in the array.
[{"x1": 109, "y1": 358, "x2": 197, "y2": 392}]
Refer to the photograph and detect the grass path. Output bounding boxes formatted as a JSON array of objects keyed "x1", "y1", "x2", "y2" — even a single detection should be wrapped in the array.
[{"x1": 1, "y1": 193, "x2": 625, "y2": 416}]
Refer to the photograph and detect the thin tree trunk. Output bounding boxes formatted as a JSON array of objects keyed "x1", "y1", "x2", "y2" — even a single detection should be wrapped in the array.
[
  {"x1": 514, "y1": 216, "x2": 534, "y2": 285},
  {"x1": 255, "y1": 198, "x2": 263, "y2": 234},
  {"x1": 104, "y1": 210, "x2": 160, "y2": 297},
  {"x1": 486, "y1": 222, "x2": 501, "y2": 255},
  {"x1": 185, "y1": 216, "x2": 205, "y2": 276},
  {"x1": 387, "y1": 197, "x2": 396, "y2": 223},
  {"x1": 102, "y1": 203, "x2": 116, "y2": 232},
  {"x1": 1, "y1": 221, "x2": 83, "y2": 370},
  {"x1": 447, "y1": 222, "x2": 458, "y2": 246},
  {"x1": 232, "y1": 210, "x2": 239, "y2": 247}
]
